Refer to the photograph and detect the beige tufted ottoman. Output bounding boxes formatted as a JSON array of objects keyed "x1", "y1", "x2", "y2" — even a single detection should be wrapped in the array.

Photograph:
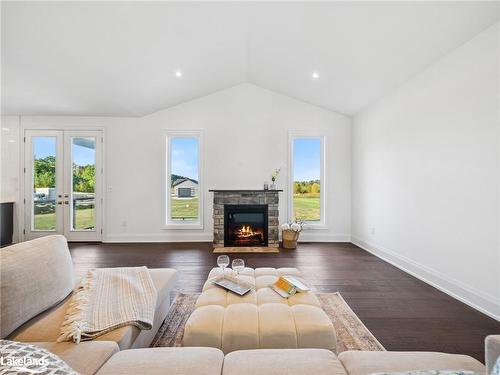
[{"x1": 183, "y1": 267, "x2": 337, "y2": 354}]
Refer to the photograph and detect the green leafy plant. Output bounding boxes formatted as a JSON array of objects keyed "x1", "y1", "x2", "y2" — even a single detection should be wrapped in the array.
[
  {"x1": 271, "y1": 168, "x2": 281, "y2": 183},
  {"x1": 33, "y1": 156, "x2": 95, "y2": 193}
]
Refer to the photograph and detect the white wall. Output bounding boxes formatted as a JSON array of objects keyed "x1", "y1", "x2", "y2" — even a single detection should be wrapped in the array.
[
  {"x1": 351, "y1": 23, "x2": 500, "y2": 320},
  {"x1": 7, "y1": 83, "x2": 351, "y2": 243},
  {"x1": 0, "y1": 116, "x2": 21, "y2": 242}
]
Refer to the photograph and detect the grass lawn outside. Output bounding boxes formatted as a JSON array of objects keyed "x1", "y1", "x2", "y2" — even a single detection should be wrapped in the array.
[
  {"x1": 293, "y1": 193, "x2": 320, "y2": 222},
  {"x1": 171, "y1": 197, "x2": 199, "y2": 220},
  {"x1": 73, "y1": 208, "x2": 95, "y2": 230},
  {"x1": 34, "y1": 208, "x2": 95, "y2": 230},
  {"x1": 34, "y1": 212, "x2": 56, "y2": 230}
]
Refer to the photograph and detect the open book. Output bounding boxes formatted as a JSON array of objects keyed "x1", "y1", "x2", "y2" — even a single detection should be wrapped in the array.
[{"x1": 270, "y1": 276, "x2": 310, "y2": 298}]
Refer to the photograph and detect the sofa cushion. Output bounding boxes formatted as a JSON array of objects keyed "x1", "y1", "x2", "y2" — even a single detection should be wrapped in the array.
[
  {"x1": 1, "y1": 235, "x2": 74, "y2": 338},
  {"x1": 223, "y1": 349, "x2": 347, "y2": 375},
  {"x1": 33, "y1": 341, "x2": 119, "y2": 375},
  {"x1": 10, "y1": 294, "x2": 75, "y2": 342},
  {"x1": 337, "y1": 351, "x2": 485, "y2": 375},
  {"x1": 10, "y1": 268, "x2": 177, "y2": 350},
  {"x1": 96, "y1": 347, "x2": 224, "y2": 375}
]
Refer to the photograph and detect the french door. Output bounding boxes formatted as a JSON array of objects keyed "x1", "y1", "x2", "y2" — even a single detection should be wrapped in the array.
[{"x1": 24, "y1": 130, "x2": 103, "y2": 241}]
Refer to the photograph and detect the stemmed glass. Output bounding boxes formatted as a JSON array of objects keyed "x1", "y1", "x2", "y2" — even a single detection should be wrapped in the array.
[
  {"x1": 217, "y1": 255, "x2": 230, "y2": 278},
  {"x1": 232, "y1": 259, "x2": 245, "y2": 278}
]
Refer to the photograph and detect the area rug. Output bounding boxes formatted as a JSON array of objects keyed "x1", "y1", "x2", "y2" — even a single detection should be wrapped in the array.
[
  {"x1": 213, "y1": 247, "x2": 279, "y2": 253},
  {"x1": 151, "y1": 292, "x2": 385, "y2": 353}
]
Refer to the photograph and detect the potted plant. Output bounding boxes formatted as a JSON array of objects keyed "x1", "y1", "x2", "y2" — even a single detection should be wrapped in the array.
[{"x1": 280, "y1": 219, "x2": 303, "y2": 249}]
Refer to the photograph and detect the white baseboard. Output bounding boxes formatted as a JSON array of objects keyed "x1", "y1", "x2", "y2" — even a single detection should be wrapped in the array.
[
  {"x1": 105, "y1": 232, "x2": 351, "y2": 243},
  {"x1": 351, "y1": 235, "x2": 500, "y2": 322},
  {"x1": 298, "y1": 233, "x2": 351, "y2": 242},
  {"x1": 104, "y1": 232, "x2": 213, "y2": 243}
]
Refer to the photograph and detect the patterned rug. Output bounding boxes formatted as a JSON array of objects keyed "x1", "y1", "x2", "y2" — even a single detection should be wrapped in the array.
[
  {"x1": 213, "y1": 247, "x2": 280, "y2": 253},
  {"x1": 151, "y1": 292, "x2": 385, "y2": 353}
]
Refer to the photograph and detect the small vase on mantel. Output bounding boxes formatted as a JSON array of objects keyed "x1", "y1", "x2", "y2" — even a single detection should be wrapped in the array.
[{"x1": 270, "y1": 168, "x2": 280, "y2": 190}]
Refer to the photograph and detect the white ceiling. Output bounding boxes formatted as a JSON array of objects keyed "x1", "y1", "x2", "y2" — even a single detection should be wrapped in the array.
[{"x1": 2, "y1": 1, "x2": 499, "y2": 117}]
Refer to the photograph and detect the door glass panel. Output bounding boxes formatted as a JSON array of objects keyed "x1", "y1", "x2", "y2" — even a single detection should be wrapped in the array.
[
  {"x1": 32, "y1": 137, "x2": 57, "y2": 230},
  {"x1": 71, "y1": 137, "x2": 96, "y2": 231}
]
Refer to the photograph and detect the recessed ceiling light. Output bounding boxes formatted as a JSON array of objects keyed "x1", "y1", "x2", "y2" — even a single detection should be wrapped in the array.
[
  {"x1": 2, "y1": 127, "x2": 10, "y2": 131},
  {"x1": 312, "y1": 72, "x2": 320, "y2": 80},
  {"x1": 175, "y1": 70, "x2": 183, "y2": 78},
  {"x1": 8, "y1": 139, "x2": 15, "y2": 143}
]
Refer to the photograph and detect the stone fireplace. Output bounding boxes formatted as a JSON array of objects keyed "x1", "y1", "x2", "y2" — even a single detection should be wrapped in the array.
[{"x1": 210, "y1": 190, "x2": 281, "y2": 247}]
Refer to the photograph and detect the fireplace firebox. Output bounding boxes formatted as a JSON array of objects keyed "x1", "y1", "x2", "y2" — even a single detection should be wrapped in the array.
[{"x1": 224, "y1": 204, "x2": 268, "y2": 247}]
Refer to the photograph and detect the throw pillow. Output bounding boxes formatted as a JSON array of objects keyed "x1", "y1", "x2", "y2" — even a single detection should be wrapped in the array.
[
  {"x1": 0, "y1": 340, "x2": 78, "y2": 375},
  {"x1": 492, "y1": 356, "x2": 500, "y2": 375}
]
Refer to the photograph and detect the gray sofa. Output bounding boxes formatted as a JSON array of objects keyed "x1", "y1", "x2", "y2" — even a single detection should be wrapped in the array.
[
  {"x1": 1, "y1": 235, "x2": 178, "y2": 374},
  {"x1": 1, "y1": 235, "x2": 495, "y2": 375}
]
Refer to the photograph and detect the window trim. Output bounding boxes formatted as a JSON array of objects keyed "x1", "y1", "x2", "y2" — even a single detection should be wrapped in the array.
[
  {"x1": 163, "y1": 130, "x2": 204, "y2": 230},
  {"x1": 287, "y1": 132, "x2": 327, "y2": 229}
]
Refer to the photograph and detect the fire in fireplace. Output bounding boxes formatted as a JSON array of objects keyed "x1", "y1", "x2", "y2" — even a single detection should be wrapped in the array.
[
  {"x1": 234, "y1": 225, "x2": 264, "y2": 244},
  {"x1": 224, "y1": 204, "x2": 268, "y2": 247}
]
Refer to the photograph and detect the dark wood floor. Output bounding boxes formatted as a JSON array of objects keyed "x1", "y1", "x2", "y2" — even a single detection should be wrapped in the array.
[{"x1": 68, "y1": 241, "x2": 500, "y2": 362}]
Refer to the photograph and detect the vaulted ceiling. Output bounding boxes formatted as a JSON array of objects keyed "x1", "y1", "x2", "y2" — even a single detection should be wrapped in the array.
[{"x1": 2, "y1": 1, "x2": 499, "y2": 117}]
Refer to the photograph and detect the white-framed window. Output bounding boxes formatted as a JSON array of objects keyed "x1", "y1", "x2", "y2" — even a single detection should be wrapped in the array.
[
  {"x1": 164, "y1": 130, "x2": 203, "y2": 229},
  {"x1": 288, "y1": 133, "x2": 326, "y2": 227}
]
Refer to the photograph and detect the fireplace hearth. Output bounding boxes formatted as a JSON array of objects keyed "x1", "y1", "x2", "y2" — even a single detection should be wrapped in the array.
[
  {"x1": 225, "y1": 204, "x2": 268, "y2": 247},
  {"x1": 210, "y1": 189, "x2": 282, "y2": 248}
]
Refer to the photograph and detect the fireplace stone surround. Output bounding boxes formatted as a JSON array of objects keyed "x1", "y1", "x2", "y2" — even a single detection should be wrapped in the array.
[{"x1": 210, "y1": 190, "x2": 282, "y2": 248}]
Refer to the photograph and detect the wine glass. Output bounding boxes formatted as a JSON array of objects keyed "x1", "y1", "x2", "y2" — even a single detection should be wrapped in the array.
[
  {"x1": 217, "y1": 255, "x2": 230, "y2": 278},
  {"x1": 232, "y1": 259, "x2": 245, "y2": 278}
]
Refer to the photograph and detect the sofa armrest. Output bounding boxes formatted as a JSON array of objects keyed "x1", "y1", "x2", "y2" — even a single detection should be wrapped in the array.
[{"x1": 486, "y1": 335, "x2": 500, "y2": 374}]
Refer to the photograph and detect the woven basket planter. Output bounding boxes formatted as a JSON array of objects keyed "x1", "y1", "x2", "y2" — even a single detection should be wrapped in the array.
[{"x1": 282, "y1": 229, "x2": 300, "y2": 249}]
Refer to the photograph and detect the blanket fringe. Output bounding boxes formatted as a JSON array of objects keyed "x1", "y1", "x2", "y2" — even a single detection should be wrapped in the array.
[{"x1": 57, "y1": 269, "x2": 95, "y2": 343}]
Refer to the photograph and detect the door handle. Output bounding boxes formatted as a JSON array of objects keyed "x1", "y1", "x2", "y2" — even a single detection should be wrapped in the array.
[
  {"x1": 64, "y1": 201, "x2": 69, "y2": 205},
  {"x1": 64, "y1": 194, "x2": 69, "y2": 198},
  {"x1": 57, "y1": 201, "x2": 63, "y2": 205}
]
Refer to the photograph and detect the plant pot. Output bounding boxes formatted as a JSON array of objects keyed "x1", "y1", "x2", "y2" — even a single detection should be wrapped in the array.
[{"x1": 282, "y1": 229, "x2": 300, "y2": 249}]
